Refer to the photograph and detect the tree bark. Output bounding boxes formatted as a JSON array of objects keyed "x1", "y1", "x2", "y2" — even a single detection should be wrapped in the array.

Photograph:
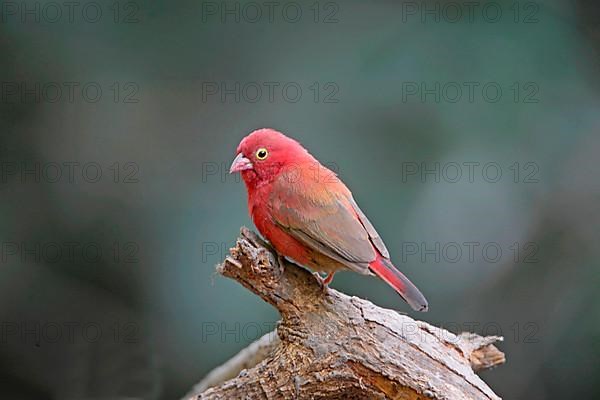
[{"x1": 185, "y1": 228, "x2": 505, "y2": 399}]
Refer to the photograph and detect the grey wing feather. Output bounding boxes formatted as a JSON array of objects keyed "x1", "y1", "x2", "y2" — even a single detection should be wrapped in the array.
[{"x1": 349, "y1": 196, "x2": 390, "y2": 259}]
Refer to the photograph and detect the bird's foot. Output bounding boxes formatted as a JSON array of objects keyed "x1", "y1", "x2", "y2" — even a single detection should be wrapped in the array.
[
  {"x1": 313, "y1": 272, "x2": 335, "y2": 293},
  {"x1": 313, "y1": 272, "x2": 326, "y2": 291},
  {"x1": 276, "y1": 254, "x2": 286, "y2": 276}
]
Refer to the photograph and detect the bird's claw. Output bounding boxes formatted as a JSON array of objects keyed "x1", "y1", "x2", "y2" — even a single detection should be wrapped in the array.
[
  {"x1": 312, "y1": 272, "x2": 331, "y2": 294},
  {"x1": 313, "y1": 272, "x2": 325, "y2": 290},
  {"x1": 276, "y1": 254, "x2": 286, "y2": 277}
]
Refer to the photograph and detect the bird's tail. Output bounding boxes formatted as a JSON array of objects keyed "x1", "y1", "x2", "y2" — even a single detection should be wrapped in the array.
[{"x1": 369, "y1": 256, "x2": 428, "y2": 312}]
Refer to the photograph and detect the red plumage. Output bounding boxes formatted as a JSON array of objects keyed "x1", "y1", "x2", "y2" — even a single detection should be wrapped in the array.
[{"x1": 230, "y1": 128, "x2": 428, "y2": 312}]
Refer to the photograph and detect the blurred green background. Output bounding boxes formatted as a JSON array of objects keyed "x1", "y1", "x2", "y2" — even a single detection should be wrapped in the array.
[{"x1": 1, "y1": 0, "x2": 599, "y2": 398}]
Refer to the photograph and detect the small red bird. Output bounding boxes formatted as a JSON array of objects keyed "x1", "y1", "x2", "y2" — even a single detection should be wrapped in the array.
[{"x1": 230, "y1": 128, "x2": 428, "y2": 311}]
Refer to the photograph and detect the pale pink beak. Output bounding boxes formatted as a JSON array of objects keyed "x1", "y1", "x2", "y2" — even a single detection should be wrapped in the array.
[{"x1": 229, "y1": 153, "x2": 253, "y2": 173}]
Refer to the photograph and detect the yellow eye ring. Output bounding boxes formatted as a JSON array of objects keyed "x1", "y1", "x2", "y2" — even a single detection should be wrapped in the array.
[{"x1": 255, "y1": 148, "x2": 268, "y2": 160}]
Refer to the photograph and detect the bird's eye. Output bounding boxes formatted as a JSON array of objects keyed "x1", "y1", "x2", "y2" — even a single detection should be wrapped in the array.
[{"x1": 255, "y1": 148, "x2": 268, "y2": 160}]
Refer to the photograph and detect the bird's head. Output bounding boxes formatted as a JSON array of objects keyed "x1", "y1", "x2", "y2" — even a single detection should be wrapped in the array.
[{"x1": 230, "y1": 128, "x2": 311, "y2": 187}]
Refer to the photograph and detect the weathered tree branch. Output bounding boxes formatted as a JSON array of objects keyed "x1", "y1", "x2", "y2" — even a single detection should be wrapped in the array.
[
  {"x1": 185, "y1": 331, "x2": 280, "y2": 396},
  {"x1": 186, "y1": 228, "x2": 505, "y2": 399}
]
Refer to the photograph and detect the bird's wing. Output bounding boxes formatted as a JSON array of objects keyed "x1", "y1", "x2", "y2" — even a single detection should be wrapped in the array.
[
  {"x1": 348, "y1": 196, "x2": 390, "y2": 259},
  {"x1": 269, "y1": 168, "x2": 388, "y2": 273}
]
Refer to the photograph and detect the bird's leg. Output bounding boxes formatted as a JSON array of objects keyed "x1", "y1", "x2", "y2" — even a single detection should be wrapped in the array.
[
  {"x1": 312, "y1": 272, "x2": 325, "y2": 289},
  {"x1": 312, "y1": 272, "x2": 335, "y2": 293},
  {"x1": 322, "y1": 272, "x2": 335, "y2": 286}
]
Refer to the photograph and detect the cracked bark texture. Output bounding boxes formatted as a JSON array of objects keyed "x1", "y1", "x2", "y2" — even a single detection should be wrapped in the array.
[{"x1": 186, "y1": 228, "x2": 505, "y2": 400}]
